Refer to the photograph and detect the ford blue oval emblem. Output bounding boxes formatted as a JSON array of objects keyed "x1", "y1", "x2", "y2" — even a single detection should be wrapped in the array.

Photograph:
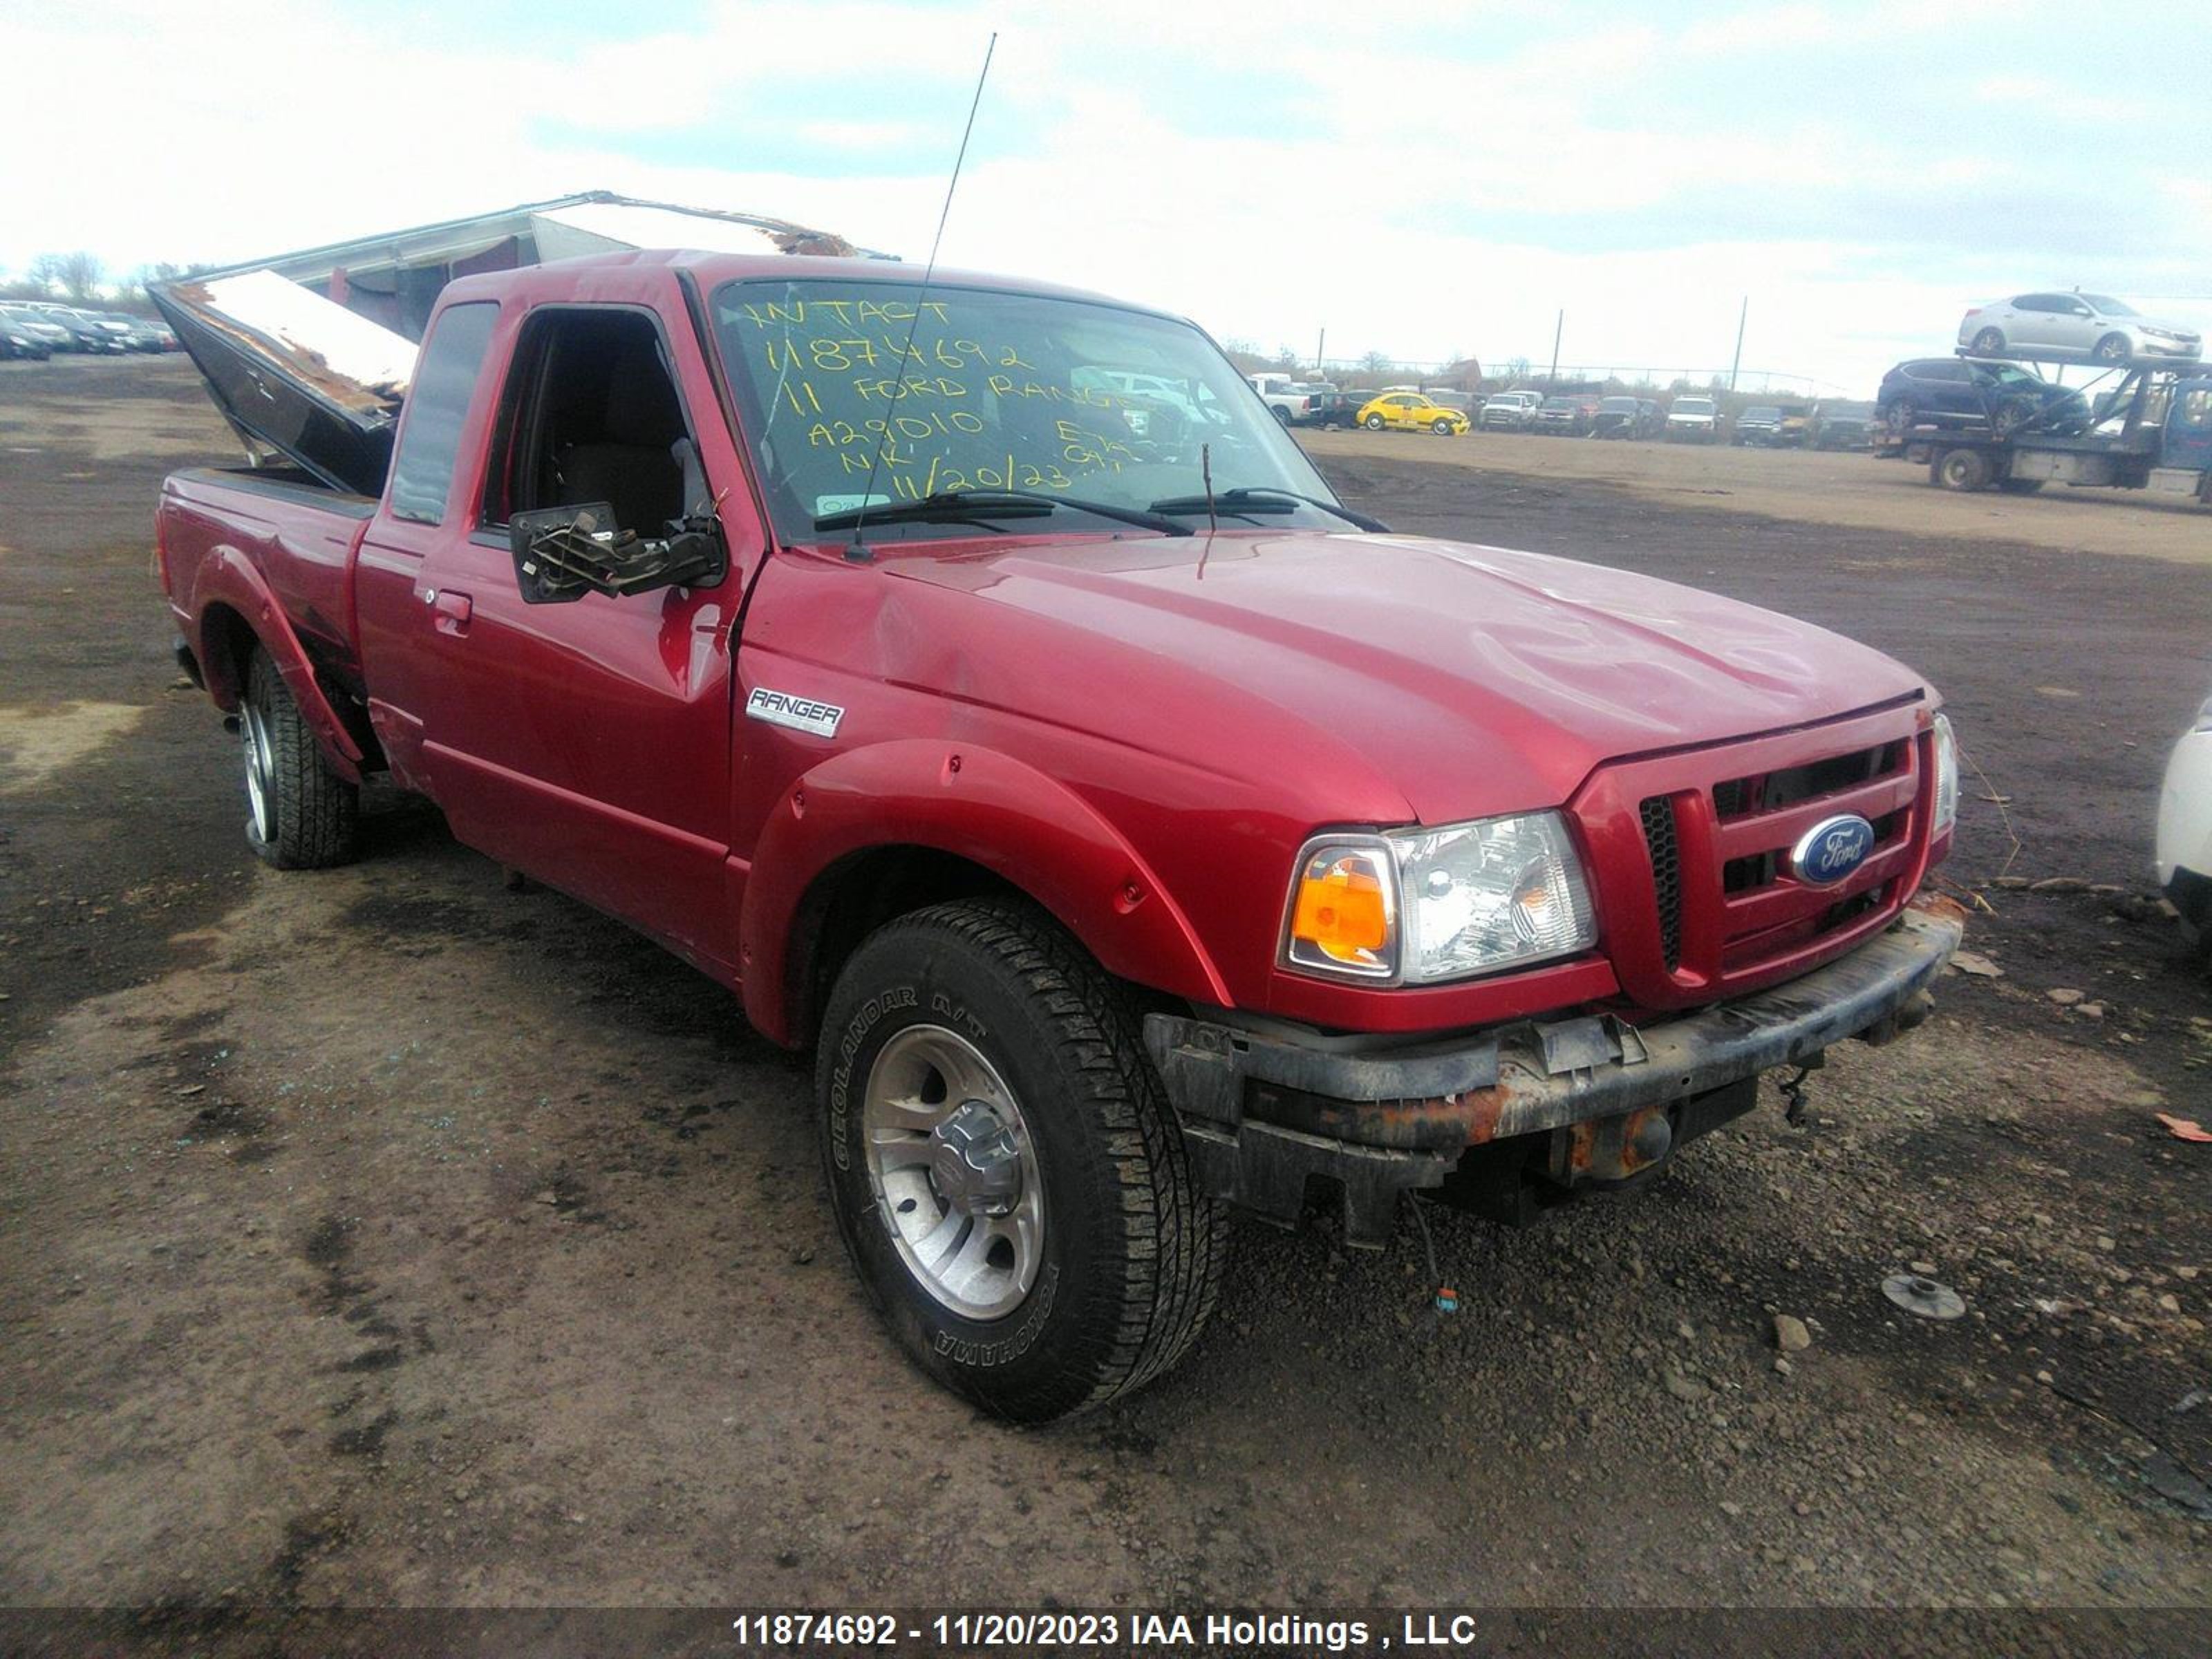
[{"x1": 1790, "y1": 814, "x2": 1876, "y2": 885}]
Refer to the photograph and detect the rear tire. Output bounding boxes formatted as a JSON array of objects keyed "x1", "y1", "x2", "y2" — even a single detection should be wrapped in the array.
[
  {"x1": 1271, "y1": 405, "x2": 1293, "y2": 427},
  {"x1": 242, "y1": 647, "x2": 358, "y2": 869},
  {"x1": 816, "y1": 900, "x2": 1227, "y2": 1423},
  {"x1": 1932, "y1": 447, "x2": 1994, "y2": 491},
  {"x1": 1363, "y1": 413, "x2": 1387, "y2": 431},
  {"x1": 1971, "y1": 328, "x2": 2005, "y2": 355}
]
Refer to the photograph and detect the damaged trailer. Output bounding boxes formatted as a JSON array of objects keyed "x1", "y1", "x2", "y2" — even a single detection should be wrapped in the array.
[{"x1": 149, "y1": 191, "x2": 883, "y2": 496}]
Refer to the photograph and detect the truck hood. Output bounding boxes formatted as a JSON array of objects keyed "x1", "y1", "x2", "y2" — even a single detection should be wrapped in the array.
[{"x1": 883, "y1": 529, "x2": 1927, "y2": 824}]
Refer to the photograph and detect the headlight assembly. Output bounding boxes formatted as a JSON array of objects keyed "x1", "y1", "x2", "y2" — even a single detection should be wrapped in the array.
[
  {"x1": 1282, "y1": 812, "x2": 1597, "y2": 986},
  {"x1": 1932, "y1": 713, "x2": 1960, "y2": 838}
]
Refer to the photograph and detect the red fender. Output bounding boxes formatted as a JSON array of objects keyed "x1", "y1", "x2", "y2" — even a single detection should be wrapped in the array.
[
  {"x1": 187, "y1": 545, "x2": 366, "y2": 783},
  {"x1": 739, "y1": 739, "x2": 1230, "y2": 1047}
]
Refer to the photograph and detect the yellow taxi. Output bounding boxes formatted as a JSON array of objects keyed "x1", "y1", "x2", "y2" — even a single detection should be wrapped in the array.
[{"x1": 1356, "y1": 391, "x2": 1470, "y2": 435}]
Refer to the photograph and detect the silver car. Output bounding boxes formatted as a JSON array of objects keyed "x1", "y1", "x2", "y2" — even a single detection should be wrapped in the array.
[{"x1": 1956, "y1": 292, "x2": 2201, "y2": 366}]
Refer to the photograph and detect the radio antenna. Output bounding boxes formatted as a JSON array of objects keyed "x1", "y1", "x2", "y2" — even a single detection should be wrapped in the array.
[{"x1": 850, "y1": 30, "x2": 998, "y2": 559}]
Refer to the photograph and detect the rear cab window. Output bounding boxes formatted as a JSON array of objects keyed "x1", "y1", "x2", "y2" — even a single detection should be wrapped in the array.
[{"x1": 387, "y1": 302, "x2": 498, "y2": 525}]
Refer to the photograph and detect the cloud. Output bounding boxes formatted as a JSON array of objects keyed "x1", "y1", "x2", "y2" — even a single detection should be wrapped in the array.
[{"x1": 1, "y1": 0, "x2": 2206, "y2": 395}]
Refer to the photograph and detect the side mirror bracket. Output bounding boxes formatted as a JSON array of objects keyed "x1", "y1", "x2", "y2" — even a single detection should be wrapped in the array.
[{"x1": 509, "y1": 502, "x2": 727, "y2": 606}]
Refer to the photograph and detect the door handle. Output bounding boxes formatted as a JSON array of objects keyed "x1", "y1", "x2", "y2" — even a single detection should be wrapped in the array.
[{"x1": 427, "y1": 588, "x2": 473, "y2": 636}]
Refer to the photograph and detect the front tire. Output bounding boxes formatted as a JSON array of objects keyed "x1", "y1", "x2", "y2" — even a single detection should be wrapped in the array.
[
  {"x1": 242, "y1": 647, "x2": 358, "y2": 869},
  {"x1": 1432, "y1": 418, "x2": 1454, "y2": 435},
  {"x1": 2094, "y1": 332, "x2": 2132, "y2": 364},
  {"x1": 816, "y1": 900, "x2": 1226, "y2": 1423}
]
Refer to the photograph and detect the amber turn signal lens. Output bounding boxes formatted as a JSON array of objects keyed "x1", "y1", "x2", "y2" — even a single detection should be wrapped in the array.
[{"x1": 1291, "y1": 857, "x2": 1390, "y2": 963}]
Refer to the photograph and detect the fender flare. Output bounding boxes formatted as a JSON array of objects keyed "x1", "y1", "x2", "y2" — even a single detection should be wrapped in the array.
[
  {"x1": 189, "y1": 546, "x2": 367, "y2": 783},
  {"x1": 739, "y1": 738, "x2": 1231, "y2": 1047}
]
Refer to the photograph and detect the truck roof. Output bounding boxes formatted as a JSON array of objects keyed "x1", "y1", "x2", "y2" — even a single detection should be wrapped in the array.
[{"x1": 440, "y1": 247, "x2": 1170, "y2": 319}]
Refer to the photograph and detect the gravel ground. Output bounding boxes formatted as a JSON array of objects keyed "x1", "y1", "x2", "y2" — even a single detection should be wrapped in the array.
[{"x1": 1, "y1": 359, "x2": 2208, "y2": 1648}]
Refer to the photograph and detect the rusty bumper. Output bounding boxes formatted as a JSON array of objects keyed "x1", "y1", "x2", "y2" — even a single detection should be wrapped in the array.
[{"x1": 1144, "y1": 902, "x2": 1964, "y2": 1245}]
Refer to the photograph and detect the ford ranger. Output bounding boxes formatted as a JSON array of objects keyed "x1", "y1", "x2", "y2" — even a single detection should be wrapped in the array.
[{"x1": 153, "y1": 250, "x2": 1964, "y2": 1422}]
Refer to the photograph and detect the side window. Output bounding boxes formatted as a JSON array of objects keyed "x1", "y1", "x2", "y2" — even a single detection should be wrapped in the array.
[
  {"x1": 2012, "y1": 294, "x2": 2050, "y2": 313},
  {"x1": 388, "y1": 302, "x2": 496, "y2": 526},
  {"x1": 482, "y1": 308, "x2": 697, "y2": 536}
]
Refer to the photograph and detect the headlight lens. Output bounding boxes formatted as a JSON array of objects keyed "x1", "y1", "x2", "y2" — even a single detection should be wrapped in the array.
[
  {"x1": 1282, "y1": 812, "x2": 1597, "y2": 984},
  {"x1": 1932, "y1": 713, "x2": 1960, "y2": 837}
]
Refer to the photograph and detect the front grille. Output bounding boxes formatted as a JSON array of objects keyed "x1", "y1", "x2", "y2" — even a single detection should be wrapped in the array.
[
  {"x1": 1713, "y1": 740, "x2": 1903, "y2": 818},
  {"x1": 1575, "y1": 710, "x2": 1934, "y2": 1011},
  {"x1": 1639, "y1": 795, "x2": 1683, "y2": 970}
]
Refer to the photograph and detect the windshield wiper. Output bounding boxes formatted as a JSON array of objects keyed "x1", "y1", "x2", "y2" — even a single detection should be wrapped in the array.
[
  {"x1": 812, "y1": 489, "x2": 1190, "y2": 537},
  {"x1": 1144, "y1": 486, "x2": 1389, "y2": 532}
]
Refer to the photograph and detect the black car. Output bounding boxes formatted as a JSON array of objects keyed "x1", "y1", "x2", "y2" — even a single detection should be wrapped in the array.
[
  {"x1": 1302, "y1": 389, "x2": 1369, "y2": 428},
  {"x1": 1810, "y1": 400, "x2": 1876, "y2": 449},
  {"x1": 1591, "y1": 395, "x2": 1660, "y2": 439},
  {"x1": 0, "y1": 319, "x2": 52, "y2": 361},
  {"x1": 1877, "y1": 358, "x2": 2088, "y2": 438}
]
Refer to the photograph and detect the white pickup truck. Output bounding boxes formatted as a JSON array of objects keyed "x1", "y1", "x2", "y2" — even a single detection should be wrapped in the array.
[{"x1": 1248, "y1": 372, "x2": 1324, "y2": 427}]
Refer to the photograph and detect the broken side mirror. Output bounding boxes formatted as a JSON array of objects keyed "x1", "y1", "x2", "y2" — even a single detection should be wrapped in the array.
[{"x1": 509, "y1": 502, "x2": 727, "y2": 606}]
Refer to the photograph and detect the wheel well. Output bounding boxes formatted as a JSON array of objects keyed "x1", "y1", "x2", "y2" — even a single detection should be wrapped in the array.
[
  {"x1": 198, "y1": 602, "x2": 260, "y2": 707},
  {"x1": 785, "y1": 847, "x2": 1027, "y2": 1047}
]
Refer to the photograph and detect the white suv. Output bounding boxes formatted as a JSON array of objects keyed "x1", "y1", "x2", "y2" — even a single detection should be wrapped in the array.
[
  {"x1": 1958, "y1": 293, "x2": 2202, "y2": 366},
  {"x1": 1665, "y1": 395, "x2": 1718, "y2": 442},
  {"x1": 2157, "y1": 689, "x2": 2212, "y2": 956}
]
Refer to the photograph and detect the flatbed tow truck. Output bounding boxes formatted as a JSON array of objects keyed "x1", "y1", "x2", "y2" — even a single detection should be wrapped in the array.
[{"x1": 1878, "y1": 353, "x2": 2212, "y2": 503}]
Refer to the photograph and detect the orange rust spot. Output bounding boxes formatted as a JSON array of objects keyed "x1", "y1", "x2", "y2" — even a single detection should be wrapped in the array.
[{"x1": 1911, "y1": 891, "x2": 1969, "y2": 926}]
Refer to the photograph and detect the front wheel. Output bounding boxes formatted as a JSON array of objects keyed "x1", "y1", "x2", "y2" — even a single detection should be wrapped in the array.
[
  {"x1": 2094, "y1": 332, "x2": 2133, "y2": 364},
  {"x1": 1363, "y1": 413, "x2": 1387, "y2": 431},
  {"x1": 242, "y1": 647, "x2": 358, "y2": 868},
  {"x1": 1432, "y1": 418, "x2": 1455, "y2": 435},
  {"x1": 816, "y1": 901, "x2": 1226, "y2": 1423}
]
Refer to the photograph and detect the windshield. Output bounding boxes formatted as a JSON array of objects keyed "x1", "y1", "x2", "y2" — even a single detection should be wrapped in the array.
[
  {"x1": 1987, "y1": 365, "x2": 2044, "y2": 387},
  {"x1": 1600, "y1": 397, "x2": 1636, "y2": 411},
  {"x1": 710, "y1": 277, "x2": 1339, "y2": 544},
  {"x1": 1672, "y1": 398, "x2": 1714, "y2": 414},
  {"x1": 2081, "y1": 294, "x2": 2135, "y2": 317}
]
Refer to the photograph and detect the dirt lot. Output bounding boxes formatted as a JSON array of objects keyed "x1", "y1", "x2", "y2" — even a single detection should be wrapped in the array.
[
  {"x1": 1302, "y1": 426, "x2": 2212, "y2": 566},
  {"x1": 2, "y1": 359, "x2": 2209, "y2": 1642}
]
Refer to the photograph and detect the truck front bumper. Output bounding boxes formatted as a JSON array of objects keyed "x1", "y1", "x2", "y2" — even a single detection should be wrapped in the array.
[{"x1": 1144, "y1": 901, "x2": 1963, "y2": 1245}]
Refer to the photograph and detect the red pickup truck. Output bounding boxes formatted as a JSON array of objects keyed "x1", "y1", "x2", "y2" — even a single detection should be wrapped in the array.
[{"x1": 155, "y1": 250, "x2": 1963, "y2": 1421}]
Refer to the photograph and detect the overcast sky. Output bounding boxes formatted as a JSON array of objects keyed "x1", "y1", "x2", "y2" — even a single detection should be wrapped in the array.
[{"x1": 6, "y1": 0, "x2": 2208, "y2": 394}]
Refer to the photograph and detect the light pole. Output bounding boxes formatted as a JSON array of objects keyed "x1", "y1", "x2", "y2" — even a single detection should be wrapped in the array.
[
  {"x1": 1728, "y1": 297, "x2": 1747, "y2": 393},
  {"x1": 1547, "y1": 310, "x2": 1563, "y2": 387},
  {"x1": 1315, "y1": 327, "x2": 1325, "y2": 377}
]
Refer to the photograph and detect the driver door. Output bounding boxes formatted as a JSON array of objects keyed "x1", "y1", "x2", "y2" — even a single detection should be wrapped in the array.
[{"x1": 359, "y1": 279, "x2": 765, "y2": 980}]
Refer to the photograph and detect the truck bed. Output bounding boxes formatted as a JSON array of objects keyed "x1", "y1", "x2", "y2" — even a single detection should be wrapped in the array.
[{"x1": 160, "y1": 466, "x2": 377, "y2": 703}]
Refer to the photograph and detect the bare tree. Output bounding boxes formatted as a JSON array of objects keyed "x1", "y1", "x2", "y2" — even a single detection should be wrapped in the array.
[
  {"x1": 1358, "y1": 349, "x2": 1394, "y2": 375},
  {"x1": 57, "y1": 252, "x2": 104, "y2": 302},
  {"x1": 24, "y1": 252, "x2": 104, "y2": 302}
]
